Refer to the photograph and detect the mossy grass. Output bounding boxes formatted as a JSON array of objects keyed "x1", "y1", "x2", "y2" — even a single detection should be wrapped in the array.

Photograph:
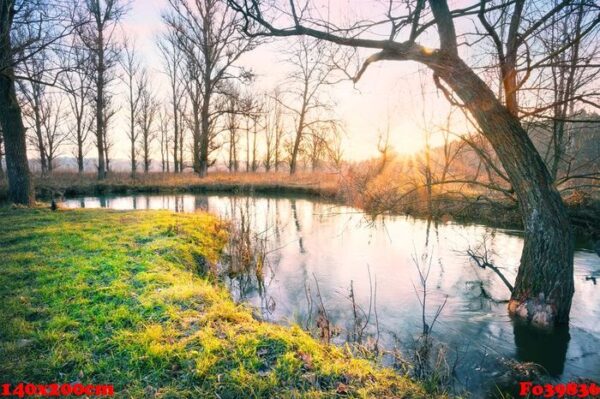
[{"x1": 0, "y1": 207, "x2": 443, "y2": 398}]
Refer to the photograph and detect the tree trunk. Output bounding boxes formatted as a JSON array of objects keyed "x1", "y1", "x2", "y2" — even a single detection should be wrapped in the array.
[
  {"x1": 103, "y1": 132, "x2": 110, "y2": 173},
  {"x1": 163, "y1": 135, "x2": 169, "y2": 172},
  {"x1": 433, "y1": 54, "x2": 574, "y2": 326},
  {"x1": 199, "y1": 88, "x2": 210, "y2": 177},
  {"x1": 130, "y1": 101, "x2": 135, "y2": 177},
  {"x1": 251, "y1": 121, "x2": 257, "y2": 172},
  {"x1": 192, "y1": 101, "x2": 201, "y2": 174},
  {"x1": 290, "y1": 99, "x2": 307, "y2": 175},
  {"x1": 129, "y1": 87, "x2": 136, "y2": 178},
  {"x1": 274, "y1": 133, "x2": 279, "y2": 172},
  {"x1": 0, "y1": 74, "x2": 34, "y2": 205},
  {"x1": 76, "y1": 116, "x2": 84, "y2": 174},
  {"x1": 131, "y1": 138, "x2": 136, "y2": 177},
  {"x1": 228, "y1": 130, "x2": 234, "y2": 172},
  {"x1": 77, "y1": 143, "x2": 84, "y2": 174},
  {"x1": 172, "y1": 96, "x2": 179, "y2": 173},
  {"x1": 245, "y1": 120, "x2": 250, "y2": 172},
  {"x1": 289, "y1": 128, "x2": 302, "y2": 175},
  {"x1": 95, "y1": 27, "x2": 107, "y2": 180},
  {"x1": 143, "y1": 134, "x2": 150, "y2": 173},
  {"x1": 178, "y1": 115, "x2": 184, "y2": 172},
  {"x1": 0, "y1": 129, "x2": 5, "y2": 179},
  {"x1": 232, "y1": 129, "x2": 238, "y2": 172},
  {"x1": 31, "y1": 93, "x2": 47, "y2": 175}
]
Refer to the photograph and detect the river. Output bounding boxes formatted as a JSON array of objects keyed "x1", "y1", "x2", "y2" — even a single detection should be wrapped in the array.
[{"x1": 62, "y1": 193, "x2": 600, "y2": 397}]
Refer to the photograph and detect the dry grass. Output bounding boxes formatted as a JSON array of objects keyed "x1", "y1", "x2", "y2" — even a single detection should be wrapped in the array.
[{"x1": 0, "y1": 171, "x2": 342, "y2": 199}]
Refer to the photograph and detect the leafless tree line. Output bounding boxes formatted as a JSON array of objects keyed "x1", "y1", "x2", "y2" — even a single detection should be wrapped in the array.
[{"x1": 0, "y1": 0, "x2": 346, "y2": 183}]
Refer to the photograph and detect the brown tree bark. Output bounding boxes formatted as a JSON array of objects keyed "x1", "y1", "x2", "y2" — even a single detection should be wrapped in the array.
[
  {"x1": 0, "y1": 74, "x2": 34, "y2": 205},
  {"x1": 289, "y1": 109, "x2": 304, "y2": 175},
  {"x1": 172, "y1": 94, "x2": 179, "y2": 172},
  {"x1": 0, "y1": 127, "x2": 5, "y2": 179},
  {"x1": 191, "y1": 98, "x2": 201, "y2": 174},
  {"x1": 0, "y1": 1, "x2": 33, "y2": 205},
  {"x1": 199, "y1": 85, "x2": 210, "y2": 177}
]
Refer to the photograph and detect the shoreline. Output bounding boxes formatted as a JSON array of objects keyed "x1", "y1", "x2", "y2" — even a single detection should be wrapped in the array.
[{"x1": 1, "y1": 171, "x2": 598, "y2": 242}]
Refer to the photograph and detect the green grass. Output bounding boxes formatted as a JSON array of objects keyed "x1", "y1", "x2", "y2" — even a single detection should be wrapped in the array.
[{"x1": 0, "y1": 207, "x2": 439, "y2": 398}]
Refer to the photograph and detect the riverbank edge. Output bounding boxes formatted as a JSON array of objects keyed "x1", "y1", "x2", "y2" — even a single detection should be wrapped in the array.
[
  {"x1": 0, "y1": 207, "x2": 446, "y2": 398},
  {"x1": 1, "y1": 173, "x2": 598, "y2": 240}
]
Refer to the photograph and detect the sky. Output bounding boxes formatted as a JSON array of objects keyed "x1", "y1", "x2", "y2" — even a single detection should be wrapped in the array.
[{"x1": 105, "y1": 0, "x2": 465, "y2": 164}]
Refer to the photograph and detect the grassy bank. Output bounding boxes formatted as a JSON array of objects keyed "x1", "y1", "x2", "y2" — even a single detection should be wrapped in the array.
[{"x1": 0, "y1": 207, "x2": 441, "y2": 398}]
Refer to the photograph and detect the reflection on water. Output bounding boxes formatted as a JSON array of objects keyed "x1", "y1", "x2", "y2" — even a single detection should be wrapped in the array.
[
  {"x1": 63, "y1": 194, "x2": 600, "y2": 395},
  {"x1": 513, "y1": 322, "x2": 570, "y2": 376}
]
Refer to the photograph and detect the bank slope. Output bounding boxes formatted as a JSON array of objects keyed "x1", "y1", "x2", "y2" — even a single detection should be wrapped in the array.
[{"x1": 0, "y1": 208, "x2": 443, "y2": 398}]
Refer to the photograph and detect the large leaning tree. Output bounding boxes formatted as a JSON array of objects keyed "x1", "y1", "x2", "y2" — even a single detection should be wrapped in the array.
[{"x1": 228, "y1": 0, "x2": 600, "y2": 327}]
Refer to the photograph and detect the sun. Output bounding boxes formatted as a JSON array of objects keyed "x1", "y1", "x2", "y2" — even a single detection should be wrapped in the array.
[{"x1": 390, "y1": 126, "x2": 426, "y2": 155}]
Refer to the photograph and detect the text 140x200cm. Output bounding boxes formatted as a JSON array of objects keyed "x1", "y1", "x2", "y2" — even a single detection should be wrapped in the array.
[{"x1": 1, "y1": 383, "x2": 114, "y2": 397}]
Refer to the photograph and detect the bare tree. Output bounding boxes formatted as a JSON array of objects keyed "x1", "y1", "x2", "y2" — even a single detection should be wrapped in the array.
[
  {"x1": 228, "y1": 0, "x2": 600, "y2": 326},
  {"x1": 120, "y1": 38, "x2": 142, "y2": 177},
  {"x1": 78, "y1": 0, "x2": 127, "y2": 180},
  {"x1": 263, "y1": 88, "x2": 285, "y2": 172},
  {"x1": 533, "y1": 2, "x2": 600, "y2": 186},
  {"x1": 157, "y1": 30, "x2": 184, "y2": 173},
  {"x1": 376, "y1": 122, "x2": 393, "y2": 176},
  {"x1": 463, "y1": 0, "x2": 600, "y2": 196},
  {"x1": 249, "y1": 98, "x2": 263, "y2": 172},
  {"x1": 224, "y1": 86, "x2": 243, "y2": 172},
  {"x1": 40, "y1": 93, "x2": 67, "y2": 172},
  {"x1": 306, "y1": 125, "x2": 329, "y2": 171},
  {"x1": 0, "y1": 0, "x2": 32, "y2": 203},
  {"x1": 180, "y1": 49, "x2": 203, "y2": 173},
  {"x1": 163, "y1": 0, "x2": 254, "y2": 177},
  {"x1": 241, "y1": 94, "x2": 255, "y2": 172},
  {"x1": 158, "y1": 109, "x2": 171, "y2": 173},
  {"x1": 328, "y1": 128, "x2": 344, "y2": 171},
  {"x1": 136, "y1": 71, "x2": 158, "y2": 173},
  {"x1": 61, "y1": 41, "x2": 94, "y2": 174},
  {"x1": 177, "y1": 96, "x2": 187, "y2": 171},
  {"x1": 18, "y1": 52, "x2": 49, "y2": 175},
  {"x1": 100, "y1": 98, "x2": 116, "y2": 173},
  {"x1": 1, "y1": 0, "x2": 83, "y2": 202},
  {"x1": 18, "y1": 49, "x2": 68, "y2": 175},
  {"x1": 280, "y1": 37, "x2": 338, "y2": 174},
  {"x1": 1, "y1": 0, "x2": 79, "y2": 204}
]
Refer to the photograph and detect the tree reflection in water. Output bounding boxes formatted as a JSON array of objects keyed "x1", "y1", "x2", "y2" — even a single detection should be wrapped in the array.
[{"x1": 513, "y1": 320, "x2": 570, "y2": 376}]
